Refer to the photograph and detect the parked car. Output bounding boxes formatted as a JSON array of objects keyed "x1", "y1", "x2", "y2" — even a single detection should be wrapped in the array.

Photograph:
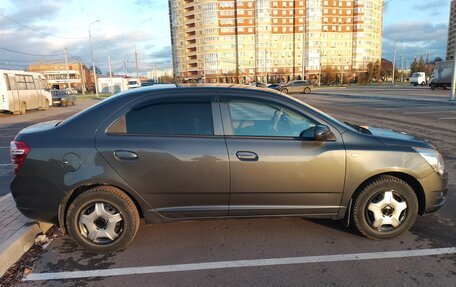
[
  {"x1": 267, "y1": 84, "x2": 281, "y2": 89},
  {"x1": 275, "y1": 80, "x2": 312, "y2": 94},
  {"x1": 51, "y1": 89, "x2": 76, "y2": 107},
  {"x1": 410, "y1": 72, "x2": 427, "y2": 86},
  {"x1": 250, "y1": 82, "x2": 268, "y2": 88},
  {"x1": 10, "y1": 85, "x2": 447, "y2": 252}
]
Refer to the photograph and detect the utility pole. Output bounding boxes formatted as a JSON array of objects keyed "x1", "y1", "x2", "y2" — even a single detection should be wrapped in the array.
[
  {"x1": 392, "y1": 43, "x2": 397, "y2": 85},
  {"x1": 400, "y1": 55, "x2": 404, "y2": 83},
  {"x1": 78, "y1": 58, "x2": 85, "y2": 95},
  {"x1": 450, "y1": 46, "x2": 456, "y2": 101},
  {"x1": 108, "y1": 56, "x2": 113, "y2": 94},
  {"x1": 64, "y1": 47, "x2": 70, "y2": 89},
  {"x1": 135, "y1": 48, "x2": 139, "y2": 78},
  {"x1": 88, "y1": 20, "x2": 100, "y2": 98}
]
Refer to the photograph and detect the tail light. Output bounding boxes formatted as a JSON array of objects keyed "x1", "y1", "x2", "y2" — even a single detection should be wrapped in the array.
[{"x1": 10, "y1": 141, "x2": 30, "y2": 174}]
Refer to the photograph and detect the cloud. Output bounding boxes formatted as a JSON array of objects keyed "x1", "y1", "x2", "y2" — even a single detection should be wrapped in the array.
[
  {"x1": 383, "y1": 22, "x2": 448, "y2": 43},
  {"x1": 382, "y1": 21, "x2": 448, "y2": 61}
]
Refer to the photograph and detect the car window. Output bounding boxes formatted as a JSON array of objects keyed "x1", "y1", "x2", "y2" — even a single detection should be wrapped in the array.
[
  {"x1": 228, "y1": 100, "x2": 316, "y2": 137},
  {"x1": 125, "y1": 102, "x2": 214, "y2": 135}
]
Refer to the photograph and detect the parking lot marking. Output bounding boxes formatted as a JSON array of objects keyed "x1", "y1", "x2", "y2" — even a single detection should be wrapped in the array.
[{"x1": 24, "y1": 247, "x2": 456, "y2": 281}]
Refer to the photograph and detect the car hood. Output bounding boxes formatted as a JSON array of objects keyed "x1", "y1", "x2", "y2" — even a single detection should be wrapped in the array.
[{"x1": 366, "y1": 126, "x2": 435, "y2": 149}]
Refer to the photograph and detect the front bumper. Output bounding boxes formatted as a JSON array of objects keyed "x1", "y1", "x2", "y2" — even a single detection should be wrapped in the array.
[{"x1": 419, "y1": 171, "x2": 448, "y2": 214}]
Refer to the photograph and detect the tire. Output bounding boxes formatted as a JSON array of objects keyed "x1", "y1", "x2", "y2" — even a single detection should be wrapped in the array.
[
  {"x1": 351, "y1": 175, "x2": 418, "y2": 240},
  {"x1": 421, "y1": 81, "x2": 426, "y2": 86},
  {"x1": 281, "y1": 88, "x2": 289, "y2": 94},
  {"x1": 430, "y1": 84, "x2": 436, "y2": 90},
  {"x1": 66, "y1": 186, "x2": 140, "y2": 252},
  {"x1": 19, "y1": 102, "x2": 26, "y2": 115},
  {"x1": 43, "y1": 99, "x2": 49, "y2": 111},
  {"x1": 304, "y1": 87, "x2": 311, "y2": 94}
]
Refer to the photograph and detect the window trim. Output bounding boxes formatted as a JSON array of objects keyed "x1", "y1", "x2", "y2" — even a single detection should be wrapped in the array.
[{"x1": 219, "y1": 96, "x2": 321, "y2": 140}]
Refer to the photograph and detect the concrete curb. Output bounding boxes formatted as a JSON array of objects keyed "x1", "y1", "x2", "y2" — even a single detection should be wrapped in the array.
[{"x1": 0, "y1": 221, "x2": 53, "y2": 277}]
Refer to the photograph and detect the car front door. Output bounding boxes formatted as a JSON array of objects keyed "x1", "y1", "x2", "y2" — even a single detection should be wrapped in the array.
[
  {"x1": 95, "y1": 94, "x2": 230, "y2": 219},
  {"x1": 220, "y1": 94, "x2": 346, "y2": 216}
]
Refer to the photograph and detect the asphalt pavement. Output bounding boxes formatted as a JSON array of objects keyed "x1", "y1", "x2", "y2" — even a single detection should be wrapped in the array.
[{"x1": 1, "y1": 86, "x2": 455, "y2": 286}]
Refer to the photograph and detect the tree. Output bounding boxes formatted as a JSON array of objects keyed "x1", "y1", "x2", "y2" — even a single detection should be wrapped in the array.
[
  {"x1": 158, "y1": 74, "x2": 173, "y2": 83},
  {"x1": 417, "y1": 56, "x2": 426, "y2": 72},
  {"x1": 433, "y1": 57, "x2": 443, "y2": 64},
  {"x1": 410, "y1": 58, "x2": 419, "y2": 74},
  {"x1": 89, "y1": 65, "x2": 102, "y2": 75}
]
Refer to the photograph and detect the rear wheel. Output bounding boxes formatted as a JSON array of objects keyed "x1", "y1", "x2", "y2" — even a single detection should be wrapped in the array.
[
  {"x1": 66, "y1": 186, "x2": 140, "y2": 252},
  {"x1": 351, "y1": 175, "x2": 418, "y2": 240},
  {"x1": 430, "y1": 84, "x2": 436, "y2": 90},
  {"x1": 43, "y1": 99, "x2": 49, "y2": 110},
  {"x1": 19, "y1": 102, "x2": 26, "y2": 115}
]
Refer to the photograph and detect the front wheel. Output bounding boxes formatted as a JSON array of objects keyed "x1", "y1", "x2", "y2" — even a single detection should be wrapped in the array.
[
  {"x1": 303, "y1": 87, "x2": 311, "y2": 94},
  {"x1": 66, "y1": 186, "x2": 140, "y2": 252},
  {"x1": 281, "y1": 88, "x2": 289, "y2": 94},
  {"x1": 430, "y1": 84, "x2": 436, "y2": 90},
  {"x1": 351, "y1": 175, "x2": 418, "y2": 240}
]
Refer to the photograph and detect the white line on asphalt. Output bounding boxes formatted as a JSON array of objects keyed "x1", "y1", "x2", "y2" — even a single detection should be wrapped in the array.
[
  {"x1": 0, "y1": 147, "x2": 10, "y2": 148},
  {"x1": 23, "y1": 247, "x2": 456, "y2": 281},
  {"x1": 0, "y1": 163, "x2": 11, "y2": 167},
  {"x1": 439, "y1": 117, "x2": 456, "y2": 120}
]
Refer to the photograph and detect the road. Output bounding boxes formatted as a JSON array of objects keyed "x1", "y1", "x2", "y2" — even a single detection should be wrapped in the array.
[{"x1": 1, "y1": 86, "x2": 455, "y2": 286}]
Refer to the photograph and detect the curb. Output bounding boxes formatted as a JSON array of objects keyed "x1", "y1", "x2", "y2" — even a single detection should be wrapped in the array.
[{"x1": 0, "y1": 221, "x2": 53, "y2": 277}]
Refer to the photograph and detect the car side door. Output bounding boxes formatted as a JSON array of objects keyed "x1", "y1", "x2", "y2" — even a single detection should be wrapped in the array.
[
  {"x1": 220, "y1": 93, "x2": 346, "y2": 216},
  {"x1": 95, "y1": 93, "x2": 230, "y2": 219}
]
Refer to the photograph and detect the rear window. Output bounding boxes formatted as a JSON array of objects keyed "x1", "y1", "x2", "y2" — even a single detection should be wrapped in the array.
[{"x1": 125, "y1": 102, "x2": 214, "y2": 135}]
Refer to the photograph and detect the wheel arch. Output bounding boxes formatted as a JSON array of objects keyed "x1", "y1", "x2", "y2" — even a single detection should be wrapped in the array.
[
  {"x1": 58, "y1": 183, "x2": 144, "y2": 233},
  {"x1": 349, "y1": 172, "x2": 426, "y2": 216}
]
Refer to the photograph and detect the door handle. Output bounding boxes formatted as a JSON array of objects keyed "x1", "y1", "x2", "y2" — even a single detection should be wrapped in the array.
[
  {"x1": 114, "y1": 150, "x2": 138, "y2": 160},
  {"x1": 236, "y1": 151, "x2": 259, "y2": 161}
]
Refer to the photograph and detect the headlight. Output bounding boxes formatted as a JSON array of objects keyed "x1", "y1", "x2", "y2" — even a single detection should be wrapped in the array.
[{"x1": 413, "y1": 147, "x2": 445, "y2": 175}]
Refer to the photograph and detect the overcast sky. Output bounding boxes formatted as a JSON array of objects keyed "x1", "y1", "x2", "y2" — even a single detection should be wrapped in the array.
[{"x1": 0, "y1": 0, "x2": 452, "y2": 74}]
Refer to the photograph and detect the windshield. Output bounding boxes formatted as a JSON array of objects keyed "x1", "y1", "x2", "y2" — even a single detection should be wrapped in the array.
[{"x1": 128, "y1": 81, "x2": 138, "y2": 85}]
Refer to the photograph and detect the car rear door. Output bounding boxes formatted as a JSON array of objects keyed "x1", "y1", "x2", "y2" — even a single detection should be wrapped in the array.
[
  {"x1": 95, "y1": 93, "x2": 230, "y2": 219},
  {"x1": 220, "y1": 93, "x2": 346, "y2": 216}
]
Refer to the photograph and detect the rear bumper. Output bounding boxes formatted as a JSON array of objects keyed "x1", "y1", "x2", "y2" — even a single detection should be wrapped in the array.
[
  {"x1": 10, "y1": 174, "x2": 64, "y2": 224},
  {"x1": 419, "y1": 172, "x2": 448, "y2": 214}
]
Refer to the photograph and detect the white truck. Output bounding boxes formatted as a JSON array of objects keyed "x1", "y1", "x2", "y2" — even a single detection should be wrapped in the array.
[
  {"x1": 429, "y1": 61, "x2": 453, "y2": 90},
  {"x1": 409, "y1": 72, "x2": 427, "y2": 86}
]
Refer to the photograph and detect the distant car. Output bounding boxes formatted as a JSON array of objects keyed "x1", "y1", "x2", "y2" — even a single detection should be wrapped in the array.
[
  {"x1": 51, "y1": 89, "x2": 76, "y2": 107},
  {"x1": 127, "y1": 79, "x2": 141, "y2": 89},
  {"x1": 250, "y1": 82, "x2": 268, "y2": 88},
  {"x1": 10, "y1": 85, "x2": 447, "y2": 252},
  {"x1": 410, "y1": 72, "x2": 426, "y2": 86},
  {"x1": 267, "y1": 84, "x2": 281, "y2": 89},
  {"x1": 275, "y1": 80, "x2": 312, "y2": 94},
  {"x1": 141, "y1": 80, "x2": 154, "y2": 87}
]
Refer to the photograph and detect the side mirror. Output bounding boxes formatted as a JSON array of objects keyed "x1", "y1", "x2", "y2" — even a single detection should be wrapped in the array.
[{"x1": 314, "y1": 124, "x2": 336, "y2": 141}]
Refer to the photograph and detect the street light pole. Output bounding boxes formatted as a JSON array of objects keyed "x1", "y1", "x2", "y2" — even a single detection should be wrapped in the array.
[{"x1": 89, "y1": 20, "x2": 100, "y2": 98}]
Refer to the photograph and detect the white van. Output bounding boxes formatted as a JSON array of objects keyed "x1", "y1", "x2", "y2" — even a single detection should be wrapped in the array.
[
  {"x1": 127, "y1": 78, "x2": 141, "y2": 89},
  {"x1": 410, "y1": 72, "x2": 427, "y2": 86},
  {"x1": 0, "y1": 70, "x2": 52, "y2": 114}
]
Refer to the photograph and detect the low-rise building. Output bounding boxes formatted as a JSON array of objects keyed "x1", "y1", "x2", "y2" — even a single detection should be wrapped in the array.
[{"x1": 28, "y1": 62, "x2": 93, "y2": 92}]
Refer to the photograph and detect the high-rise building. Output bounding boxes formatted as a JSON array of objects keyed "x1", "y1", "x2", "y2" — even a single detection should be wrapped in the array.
[
  {"x1": 169, "y1": 0, "x2": 383, "y2": 83},
  {"x1": 447, "y1": 0, "x2": 456, "y2": 60}
]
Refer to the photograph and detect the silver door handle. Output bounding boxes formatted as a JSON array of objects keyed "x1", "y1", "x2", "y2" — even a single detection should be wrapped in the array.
[{"x1": 236, "y1": 151, "x2": 258, "y2": 161}]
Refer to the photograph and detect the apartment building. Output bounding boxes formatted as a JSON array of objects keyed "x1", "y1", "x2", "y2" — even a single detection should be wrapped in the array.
[
  {"x1": 447, "y1": 0, "x2": 456, "y2": 60},
  {"x1": 169, "y1": 0, "x2": 383, "y2": 83}
]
